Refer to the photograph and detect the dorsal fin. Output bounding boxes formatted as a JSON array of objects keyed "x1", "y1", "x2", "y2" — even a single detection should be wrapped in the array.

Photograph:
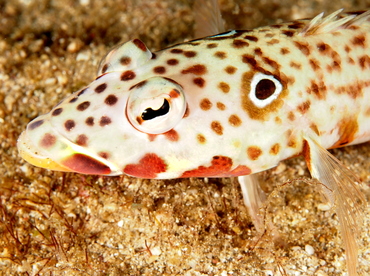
[
  {"x1": 300, "y1": 9, "x2": 370, "y2": 36},
  {"x1": 193, "y1": 0, "x2": 225, "y2": 38}
]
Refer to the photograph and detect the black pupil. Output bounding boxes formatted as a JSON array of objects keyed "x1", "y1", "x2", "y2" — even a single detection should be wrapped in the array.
[
  {"x1": 255, "y1": 79, "x2": 276, "y2": 100},
  {"x1": 141, "y1": 99, "x2": 170, "y2": 120}
]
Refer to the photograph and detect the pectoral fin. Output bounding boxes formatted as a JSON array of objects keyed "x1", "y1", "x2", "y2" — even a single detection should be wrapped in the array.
[{"x1": 303, "y1": 136, "x2": 366, "y2": 276}]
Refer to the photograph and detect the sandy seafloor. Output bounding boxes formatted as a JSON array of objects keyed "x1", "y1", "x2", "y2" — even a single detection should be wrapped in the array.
[{"x1": 1, "y1": 0, "x2": 370, "y2": 275}]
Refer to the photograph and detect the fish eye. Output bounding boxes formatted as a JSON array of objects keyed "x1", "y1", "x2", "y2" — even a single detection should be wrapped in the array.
[
  {"x1": 126, "y1": 77, "x2": 186, "y2": 134},
  {"x1": 249, "y1": 73, "x2": 283, "y2": 108}
]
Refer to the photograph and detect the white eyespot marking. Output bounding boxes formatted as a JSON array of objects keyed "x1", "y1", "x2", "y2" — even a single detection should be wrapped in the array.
[
  {"x1": 249, "y1": 73, "x2": 283, "y2": 108},
  {"x1": 126, "y1": 77, "x2": 186, "y2": 134},
  {"x1": 209, "y1": 30, "x2": 237, "y2": 38}
]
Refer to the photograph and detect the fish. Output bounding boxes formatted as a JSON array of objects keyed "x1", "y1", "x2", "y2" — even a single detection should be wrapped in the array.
[{"x1": 17, "y1": 6, "x2": 370, "y2": 275}]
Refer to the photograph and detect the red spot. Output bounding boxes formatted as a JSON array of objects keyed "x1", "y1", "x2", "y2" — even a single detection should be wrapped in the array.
[
  {"x1": 123, "y1": 153, "x2": 167, "y2": 178},
  {"x1": 181, "y1": 156, "x2": 238, "y2": 177},
  {"x1": 164, "y1": 129, "x2": 179, "y2": 141},
  {"x1": 62, "y1": 154, "x2": 111, "y2": 175}
]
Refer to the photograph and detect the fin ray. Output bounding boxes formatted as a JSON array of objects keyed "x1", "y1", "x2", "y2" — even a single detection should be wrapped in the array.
[{"x1": 303, "y1": 136, "x2": 366, "y2": 276}]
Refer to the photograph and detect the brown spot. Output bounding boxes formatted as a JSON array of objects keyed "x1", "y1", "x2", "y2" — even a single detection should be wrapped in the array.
[
  {"x1": 120, "y1": 56, "x2": 131, "y2": 65},
  {"x1": 254, "y1": 48, "x2": 263, "y2": 56},
  {"x1": 270, "y1": 24, "x2": 282, "y2": 29},
  {"x1": 76, "y1": 134, "x2": 88, "y2": 146},
  {"x1": 244, "y1": 35, "x2": 258, "y2": 42},
  {"x1": 52, "y1": 108, "x2": 63, "y2": 116},
  {"x1": 242, "y1": 54, "x2": 259, "y2": 70},
  {"x1": 197, "y1": 134, "x2": 206, "y2": 144},
  {"x1": 309, "y1": 59, "x2": 321, "y2": 71},
  {"x1": 77, "y1": 101, "x2": 90, "y2": 111},
  {"x1": 294, "y1": 41, "x2": 310, "y2": 56},
  {"x1": 164, "y1": 129, "x2": 179, "y2": 142},
  {"x1": 331, "y1": 117, "x2": 358, "y2": 148},
  {"x1": 133, "y1": 39, "x2": 147, "y2": 51},
  {"x1": 99, "y1": 116, "x2": 112, "y2": 126},
  {"x1": 101, "y1": 64, "x2": 109, "y2": 73},
  {"x1": 262, "y1": 57, "x2": 280, "y2": 70},
  {"x1": 69, "y1": 97, "x2": 78, "y2": 103},
  {"x1": 130, "y1": 80, "x2": 147, "y2": 91},
  {"x1": 288, "y1": 22, "x2": 304, "y2": 29},
  {"x1": 317, "y1": 42, "x2": 331, "y2": 55},
  {"x1": 193, "y1": 77, "x2": 205, "y2": 87},
  {"x1": 218, "y1": 82, "x2": 230, "y2": 93},
  {"x1": 211, "y1": 121, "x2": 223, "y2": 135},
  {"x1": 105, "y1": 94, "x2": 118, "y2": 106},
  {"x1": 78, "y1": 88, "x2": 87, "y2": 96},
  {"x1": 200, "y1": 98, "x2": 212, "y2": 110},
  {"x1": 344, "y1": 45, "x2": 351, "y2": 53},
  {"x1": 214, "y1": 51, "x2": 227, "y2": 59},
  {"x1": 282, "y1": 30, "x2": 295, "y2": 37},
  {"x1": 98, "y1": 152, "x2": 110, "y2": 159},
  {"x1": 167, "y1": 59, "x2": 179, "y2": 65},
  {"x1": 207, "y1": 43, "x2": 218, "y2": 48},
  {"x1": 287, "y1": 137, "x2": 297, "y2": 148},
  {"x1": 154, "y1": 66, "x2": 166, "y2": 74},
  {"x1": 181, "y1": 64, "x2": 207, "y2": 75},
  {"x1": 280, "y1": 47, "x2": 290, "y2": 55},
  {"x1": 184, "y1": 51, "x2": 197, "y2": 58},
  {"x1": 65, "y1": 120, "x2": 75, "y2": 131},
  {"x1": 225, "y1": 66, "x2": 237, "y2": 74},
  {"x1": 352, "y1": 35, "x2": 366, "y2": 48},
  {"x1": 332, "y1": 60, "x2": 341, "y2": 71},
  {"x1": 40, "y1": 133, "x2": 56, "y2": 148},
  {"x1": 120, "y1": 70, "x2": 136, "y2": 81},
  {"x1": 247, "y1": 146, "x2": 262, "y2": 160},
  {"x1": 297, "y1": 101, "x2": 311, "y2": 114},
  {"x1": 85, "y1": 117, "x2": 94, "y2": 126},
  {"x1": 269, "y1": 143, "x2": 280, "y2": 155},
  {"x1": 228, "y1": 115, "x2": 242, "y2": 127},
  {"x1": 232, "y1": 39, "x2": 249, "y2": 48},
  {"x1": 348, "y1": 57, "x2": 355, "y2": 65},
  {"x1": 307, "y1": 80, "x2": 327, "y2": 100},
  {"x1": 288, "y1": 111, "x2": 295, "y2": 121},
  {"x1": 290, "y1": 61, "x2": 301, "y2": 70},
  {"x1": 359, "y1": 55, "x2": 370, "y2": 70},
  {"x1": 216, "y1": 102, "x2": 225, "y2": 110},
  {"x1": 267, "y1": 39, "x2": 280, "y2": 45},
  {"x1": 310, "y1": 124, "x2": 320, "y2": 136},
  {"x1": 95, "y1": 83, "x2": 107, "y2": 93},
  {"x1": 170, "y1": 48, "x2": 183, "y2": 54}
]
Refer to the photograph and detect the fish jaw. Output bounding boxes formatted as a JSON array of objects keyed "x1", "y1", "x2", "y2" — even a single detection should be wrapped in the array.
[
  {"x1": 17, "y1": 130, "x2": 73, "y2": 172},
  {"x1": 17, "y1": 117, "x2": 119, "y2": 175}
]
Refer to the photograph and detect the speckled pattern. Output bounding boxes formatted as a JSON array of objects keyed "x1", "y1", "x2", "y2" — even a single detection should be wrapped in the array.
[{"x1": 1, "y1": 0, "x2": 370, "y2": 275}]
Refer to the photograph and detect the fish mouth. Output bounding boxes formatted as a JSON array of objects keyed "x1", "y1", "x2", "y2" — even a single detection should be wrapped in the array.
[
  {"x1": 18, "y1": 130, "x2": 117, "y2": 175},
  {"x1": 17, "y1": 131, "x2": 74, "y2": 172}
]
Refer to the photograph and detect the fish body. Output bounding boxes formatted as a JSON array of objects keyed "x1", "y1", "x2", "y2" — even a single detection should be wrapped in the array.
[
  {"x1": 18, "y1": 12, "x2": 370, "y2": 178},
  {"x1": 18, "y1": 10, "x2": 370, "y2": 275}
]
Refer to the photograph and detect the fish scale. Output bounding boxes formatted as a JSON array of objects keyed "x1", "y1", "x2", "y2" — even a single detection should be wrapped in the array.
[{"x1": 17, "y1": 10, "x2": 370, "y2": 276}]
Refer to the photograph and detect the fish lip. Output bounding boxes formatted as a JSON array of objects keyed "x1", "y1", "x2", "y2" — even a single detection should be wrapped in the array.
[{"x1": 17, "y1": 131, "x2": 73, "y2": 172}]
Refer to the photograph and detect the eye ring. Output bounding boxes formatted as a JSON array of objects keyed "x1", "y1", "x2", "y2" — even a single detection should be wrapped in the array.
[
  {"x1": 249, "y1": 73, "x2": 283, "y2": 108},
  {"x1": 126, "y1": 77, "x2": 186, "y2": 134}
]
